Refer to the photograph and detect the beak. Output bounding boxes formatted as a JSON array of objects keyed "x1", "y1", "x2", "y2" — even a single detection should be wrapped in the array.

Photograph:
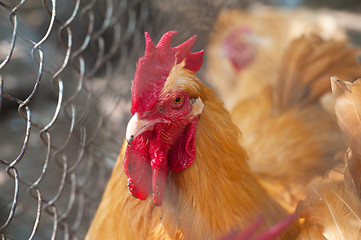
[{"x1": 126, "y1": 112, "x2": 167, "y2": 146}]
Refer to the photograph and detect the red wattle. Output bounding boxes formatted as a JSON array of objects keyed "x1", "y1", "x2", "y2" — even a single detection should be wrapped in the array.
[
  {"x1": 149, "y1": 146, "x2": 168, "y2": 206},
  {"x1": 124, "y1": 137, "x2": 152, "y2": 200},
  {"x1": 151, "y1": 160, "x2": 168, "y2": 206}
]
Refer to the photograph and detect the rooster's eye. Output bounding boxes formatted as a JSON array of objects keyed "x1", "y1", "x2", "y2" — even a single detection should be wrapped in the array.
[{"x1": 174, "y1": 96, "x2": 183, "y2": 105}]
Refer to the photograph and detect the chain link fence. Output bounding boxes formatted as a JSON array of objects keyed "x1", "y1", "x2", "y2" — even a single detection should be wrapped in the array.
[
  {"x1": 0, "y1": 0, "x2": 360, "y2": 239},
  {"x1": 0, "y1": 0, "x2": 247, "y2": 239}
]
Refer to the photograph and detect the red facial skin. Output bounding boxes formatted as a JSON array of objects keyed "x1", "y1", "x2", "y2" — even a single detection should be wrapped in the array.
[{"x1": 124, "y1": 90, "x2": 198, "y2": 205}]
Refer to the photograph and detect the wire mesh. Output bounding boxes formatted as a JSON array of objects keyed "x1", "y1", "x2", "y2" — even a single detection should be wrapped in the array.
[
  {"x1": 0, "y1": 0, "x2": 361, "y2": 239},
  {"x1": 0, "y1": 0, "x2": 244, "y2": 239}
]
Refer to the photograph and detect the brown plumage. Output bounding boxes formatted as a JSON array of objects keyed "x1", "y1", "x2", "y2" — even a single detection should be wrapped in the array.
[
  {"x1": 205, "y1": 12, "x2": 361, "y2": 213},
  {"x1": 231, "y1": 35, "x2": 361, "y2": 212},
  {"x1": 297, "y1": 78, "x2": 361, "y2": 239}
]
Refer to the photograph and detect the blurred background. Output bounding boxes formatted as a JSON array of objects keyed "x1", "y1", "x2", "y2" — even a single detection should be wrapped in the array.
[{"x1": 0, "y1": 0, "x2": 360, "y2": 239}]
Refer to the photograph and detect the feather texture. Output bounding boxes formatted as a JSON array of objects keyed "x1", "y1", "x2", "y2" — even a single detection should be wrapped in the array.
[
  {"x1": 273, "y1": 36, "x2": 361, "y2": 112},
  {"x1": 207, "y1": 11, "x2": 361, "y2": 214},
  {"x1": 297, "y1": 78, "x2": 361, "y2": 239},
  {"x1": 231, "y1": 35, "x2": 361, "y2": 212}
]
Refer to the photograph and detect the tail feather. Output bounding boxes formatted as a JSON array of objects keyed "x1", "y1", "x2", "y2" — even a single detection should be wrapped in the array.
[{"x1": 274, "y1": 35, "x2": 361, "y2": 112}]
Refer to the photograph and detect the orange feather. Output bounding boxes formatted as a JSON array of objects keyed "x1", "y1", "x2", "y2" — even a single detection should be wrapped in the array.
[{"x1": 297, "y1": 78, "x2": 361, "y2": 239}]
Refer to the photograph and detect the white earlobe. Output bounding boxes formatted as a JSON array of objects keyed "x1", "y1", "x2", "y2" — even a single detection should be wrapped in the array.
[{"x1": 192, "y1": 97, "x2": 204, "y2": 117}]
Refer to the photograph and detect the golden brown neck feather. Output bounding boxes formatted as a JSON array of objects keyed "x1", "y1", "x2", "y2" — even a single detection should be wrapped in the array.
[{"x1": 162, "y1": 77, "x2": 298, "y2": 239}]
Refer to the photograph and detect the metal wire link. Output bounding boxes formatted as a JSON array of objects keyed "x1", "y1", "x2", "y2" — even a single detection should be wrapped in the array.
[
  {"x1": 0, "y1": 0, "x2": 157, "y2": 239},
  {"x1": 0, "y1": 0, "x2": 252, "y2": 239}
]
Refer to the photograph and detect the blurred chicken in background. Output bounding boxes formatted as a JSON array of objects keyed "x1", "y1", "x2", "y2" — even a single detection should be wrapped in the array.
[
  {"x1": 231, "y1": 34, "x2": 361, "y2": 212},
  {"x1": 206, "y1": 7, "x2": 348, "y2": 109},
  {"x1": 206, "y1": 7, "x2": 361, "y2": 212}
]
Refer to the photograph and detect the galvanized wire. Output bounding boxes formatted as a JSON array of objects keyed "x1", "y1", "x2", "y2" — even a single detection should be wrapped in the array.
[
  {"x1": 0, "y1": 0, "x2": 154, "y2": 239},
  {"x1": 0, "y1": 0, "x2": 243, "y2": 239}
]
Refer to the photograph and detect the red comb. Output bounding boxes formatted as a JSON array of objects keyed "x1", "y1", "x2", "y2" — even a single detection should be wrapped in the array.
[{"x1": 131, "y1": 31, "x2": 204, "y2": 114}]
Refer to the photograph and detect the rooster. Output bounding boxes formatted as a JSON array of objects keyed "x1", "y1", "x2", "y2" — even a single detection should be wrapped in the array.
[{"x1": 86, "y1": 31, "x2": 299, "y2": 240}]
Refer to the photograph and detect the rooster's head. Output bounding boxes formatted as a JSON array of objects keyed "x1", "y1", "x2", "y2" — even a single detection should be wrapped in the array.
[{"x1": 125, "y1": 31, "x2": 204, "y2": 206}]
